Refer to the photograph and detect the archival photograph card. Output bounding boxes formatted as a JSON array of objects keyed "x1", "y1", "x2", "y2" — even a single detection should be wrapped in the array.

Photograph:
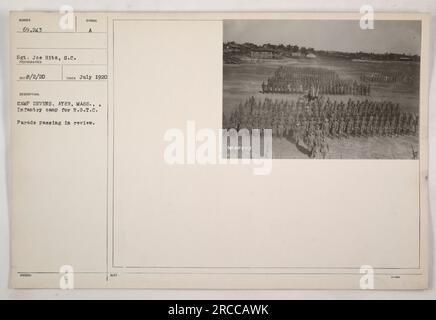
[{"x1": 10, "y1": 11, "x2": 429, "y2": 289}]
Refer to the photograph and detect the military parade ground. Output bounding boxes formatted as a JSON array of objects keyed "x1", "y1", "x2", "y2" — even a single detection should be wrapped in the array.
[{"x1": 223, "y1": 53, "x2": 420, "y2": 159}]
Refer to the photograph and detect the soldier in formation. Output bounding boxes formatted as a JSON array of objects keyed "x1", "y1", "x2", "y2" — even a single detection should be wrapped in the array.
[
  {"x1": 261, "y1": 66, "x2": 370, "y2": 96},
  {"x1": 360, "y1": 71, "x2": 416, "y2": 84},
  {"x1": 223, "y1": 96, "x2": 419, "y2": 158}
]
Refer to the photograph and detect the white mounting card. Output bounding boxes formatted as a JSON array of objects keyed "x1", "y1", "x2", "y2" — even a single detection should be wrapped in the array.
[{"x1": 10, "y1": 11, "x2": 429, "y2": 289}]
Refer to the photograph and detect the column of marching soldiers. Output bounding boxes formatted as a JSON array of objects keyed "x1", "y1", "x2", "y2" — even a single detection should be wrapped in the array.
[
  {"x1": 261, "y1": 66, "x2": 371, "y2": 96},
  {"x1": 360, "y1": 71, "x2": 416, "y2": 84},
  {"x1": 223, "y1": 96, "x2": 419, "y2": 158}
]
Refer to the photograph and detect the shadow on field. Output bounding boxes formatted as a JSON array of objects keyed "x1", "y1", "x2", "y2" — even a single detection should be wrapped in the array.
[
  {"x1": 284, "y1": 133, "x2": 311, "y2": 158},
  {"x1": 295, "y1": 142, "x2": 311, "y2": 158}
]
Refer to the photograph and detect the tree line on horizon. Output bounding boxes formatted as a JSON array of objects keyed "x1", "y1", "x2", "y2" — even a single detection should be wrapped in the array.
[{"x1": 223, "y1": 41, "x2": 420, "y2": 62}]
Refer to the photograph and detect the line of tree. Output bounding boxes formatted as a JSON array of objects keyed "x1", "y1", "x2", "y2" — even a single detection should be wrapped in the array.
[{"x1": 223, "y1": 41, "x2": 420, "y2": 62}]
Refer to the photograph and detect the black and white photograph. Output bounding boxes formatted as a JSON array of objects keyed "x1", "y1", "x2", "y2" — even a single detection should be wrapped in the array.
[
  {"x1": 1, "y1": 3, "x2": 434, "y2": 300},
  {"x1": 223, "y1": 20, "x2": 421, "y2": 159}
]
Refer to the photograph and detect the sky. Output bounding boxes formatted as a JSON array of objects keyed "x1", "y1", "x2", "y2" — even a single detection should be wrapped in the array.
[{"x1": 224, "y1": 20, "x2": 421, "y2": 55}]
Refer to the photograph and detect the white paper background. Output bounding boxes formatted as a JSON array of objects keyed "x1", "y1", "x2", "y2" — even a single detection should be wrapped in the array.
[{"x1": 0, "y1": 0, "x2": 435, "y2": 299}]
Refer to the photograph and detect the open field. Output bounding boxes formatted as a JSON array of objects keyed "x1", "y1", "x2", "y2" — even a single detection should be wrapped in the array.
[{"x1": 223, "y1": 57, "x2": 420, "y2": 159}]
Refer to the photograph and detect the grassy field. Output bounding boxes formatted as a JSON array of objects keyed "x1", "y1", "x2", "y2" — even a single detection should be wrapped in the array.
[{"x1": 223, "y1": 56, "x2": 420, "y2": 159}]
